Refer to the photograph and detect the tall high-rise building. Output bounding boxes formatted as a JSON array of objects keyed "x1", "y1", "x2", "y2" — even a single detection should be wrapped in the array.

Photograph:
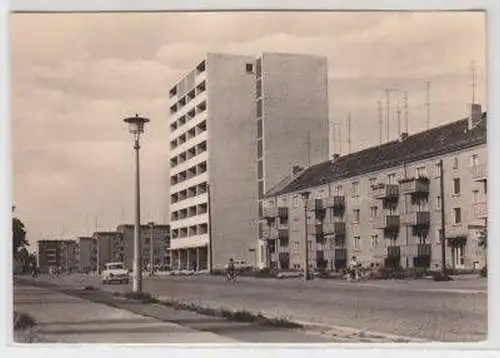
[{"x1": 168, "y1": 53, "x2": 329, "y2": 270}]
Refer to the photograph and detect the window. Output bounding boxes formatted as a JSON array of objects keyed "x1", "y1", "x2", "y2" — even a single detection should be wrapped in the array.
[
  {"x1": 353, "y1": 209, "x2": 360, "y2": 223},
  {"x1": 454, "y1": 208, "x2": 462, "y2": 224},
  {"x1": 416, "y1": 166, "x2": 427, "y2": 178},
  {"x1": 258, "y1": 181, "x2": 264, "y2": 199},
  {"x1": 354, "y1": 236, "x2": 361, "y2": 250},
  {"x1": 370, "y1": 206, "x2": 378, "y2": 218},
  {"x1": 473, "y1": 190, "x2": 479, "y2": 203},
  {"x1": 471, "y1": 154, "x2": 479, "y2": 167},
  {"x1": 387, "y1": 173, "x2": 396, "y2": 184},
  {"x1": 257, "y1": 99, "x2": 263, "y2": 117},
  {"x1": 453, "y1": 157, "x2": 459, "y2": 169},
  {"x1": 453, "y1": 178, "x2": 461, "y2": 195},
  {"x1": 335, "y1": 185, "x2": 343, "y2": 195},
  {"x1": 351, "y1": 181, "x2": 360, "y2": 197},
  {"x1": 369, "y1": 178, "x2": 377, "y2": 191},
  {"x1": 435, "y1": 163, "x2": 442, "y2": 177},
  {"x1": 246, "y1": 63, "x2": 254, "y2": 73},
  {"x1": 257, "y1": 119, "x2": 263, "y2": 138},
  {"x1": 257, "y1": 139, "x2": 263, "y2": 159},
  {"x1": 371, "y1": 235, "x2": 378, "y2": 249},
  {"x1": 257, "y1": 160, "x2": 264, "y2": 180}
]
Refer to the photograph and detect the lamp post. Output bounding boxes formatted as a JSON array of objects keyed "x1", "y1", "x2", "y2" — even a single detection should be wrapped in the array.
[
  {"x1": 148, "y1": 222, "x2": 155, "y2": 276},
  {"x1": 301, "y1": 191, "x2": 311, "y2": 281},
  {"x1": 123, "y1": 114, "x2": 150, "y2": 293}
]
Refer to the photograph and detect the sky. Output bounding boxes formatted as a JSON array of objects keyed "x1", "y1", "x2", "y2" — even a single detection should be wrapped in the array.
[{"x1": 10, "y1": 11, "x2": 486, "y2": 247}]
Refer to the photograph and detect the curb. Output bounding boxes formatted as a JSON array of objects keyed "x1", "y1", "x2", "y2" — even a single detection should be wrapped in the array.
[{"x1": 293, "y1": 320, "x2": 428, "y2": 343}]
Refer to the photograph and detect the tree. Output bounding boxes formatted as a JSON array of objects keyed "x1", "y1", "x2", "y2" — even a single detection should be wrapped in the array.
[
  {"x1": 12, "y1": 217, "x2": 28, "y2": 256},
  {"x1": 478, "y1": 226, "x2": 487, "y2": 249}
]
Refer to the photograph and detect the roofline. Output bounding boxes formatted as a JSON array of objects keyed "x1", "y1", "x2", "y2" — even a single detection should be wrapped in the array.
[{"x1": 273, "y1": 117, "x2": 486, "y2": 197}]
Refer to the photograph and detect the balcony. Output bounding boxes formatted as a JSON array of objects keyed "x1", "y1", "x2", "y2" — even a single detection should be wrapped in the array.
[
  {"x1": 307, "y1": 223, "x2": 323, "y2": 236},
  {"x1": 472, "y1": 202, "x2": 487, "y2": 219},
  {"x1": 323, "y1": 196, "x2": 345, "y2": 210},
  {"x1": 263, "y1": 206, "x2": 278, "y2": 218},
  {"x1": 306, "y1": 199, "x2": 324, "y2": 211},
  {"x1": 472, "y1": 164, "x2": 487, "y2": 182},
  {"x1": 373, "y1": 215, "x2": 400, "y2": 229},
  {"x1": 323, "y1": 221, "x2": 346, "y2": 235},
  {"x1": 278, "y1": 207, "x2": 288, "y2": 218},
  {"x1": 399, "y1": 177, "x2": 430, "y2": 196},
  {"x1": 402, "y1": 211, "x2": 430, "y2": 227},
  {"x1": 416, "y1": 243, "x2": 432, "y2": 257},
  {"x1": 371, "y1": 183, "x2": 399, "y2": 200},
  {"x1": 278, "y1": 229, "x2": 289, "y2": 240}
]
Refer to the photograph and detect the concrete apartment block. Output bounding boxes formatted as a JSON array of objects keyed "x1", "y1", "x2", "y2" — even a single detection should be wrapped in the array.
[
  {"x1": 168, "y1": 52, "x2": 329, "y2": 271},
  {"x1": 262, "y1": 105, "x2": 487, "y2": 272},
  {"x1": 116, "y1": 224, "x2": 170, "y2": 270},
  {"x1": 76, "y1": 237, "x2": 96, "y2": 273}
]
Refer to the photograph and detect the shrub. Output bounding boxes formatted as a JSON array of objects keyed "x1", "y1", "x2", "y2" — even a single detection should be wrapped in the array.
[
  {"x1": 13, "y1": 312, "x2": 35, "y2": 330},
  {"x1": 123, "y1": 291, "x2": 159, "y2": 303},
  {"x1": 433, "y1": 272, "x2": 453, "y2": 281}
]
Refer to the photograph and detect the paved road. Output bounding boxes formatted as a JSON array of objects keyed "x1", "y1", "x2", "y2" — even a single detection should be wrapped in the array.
[
  {"x1": 13, "y1": 282, "x2": 334, "y2": 343},
  {"x1": 26, "y1": 273, "x2": 487, "y2": 342}
]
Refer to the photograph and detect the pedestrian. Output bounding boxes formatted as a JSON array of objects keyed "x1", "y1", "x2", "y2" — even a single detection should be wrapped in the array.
[{"x1": 349, "y1": 256, "x2": 360, "y2": 281}]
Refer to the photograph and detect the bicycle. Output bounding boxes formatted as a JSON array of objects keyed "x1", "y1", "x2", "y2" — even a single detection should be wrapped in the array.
[{"x1": 224, "y1": 270, "x2": 239, "y2": 284}]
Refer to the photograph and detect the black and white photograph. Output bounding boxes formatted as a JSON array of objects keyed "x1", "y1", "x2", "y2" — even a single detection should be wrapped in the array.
[{"x1": 9, "y1": 7, "x2": 488, "y2": 345}]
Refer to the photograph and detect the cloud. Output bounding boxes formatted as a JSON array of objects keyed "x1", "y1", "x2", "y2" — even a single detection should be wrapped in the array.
[{"x1": 10, "y1": 11, "x2": 486, "y2": 244}]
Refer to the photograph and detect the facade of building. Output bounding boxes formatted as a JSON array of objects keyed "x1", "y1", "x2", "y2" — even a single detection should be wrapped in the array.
[
  {"x1": 93, "y1": 231, "x2": 123, "y2": 272},
  {"x1": 168, "y1": 52, "x2": 329, "y2": 270},
  {"x1": 116, "y1": 224, "x2": 171, "y2": 270},
  {"x1": 37, "y1": 240, "x2": 63, "y2": 273},
  {"x1": 76, "y1": 236, "x2": 96, "y2": 273},
  {"x1": 262, "y1": 104, "x2": 487, "y2": 272},
  {"x1": 60, "y1": 240, "x2": 78, "y2": 273}
]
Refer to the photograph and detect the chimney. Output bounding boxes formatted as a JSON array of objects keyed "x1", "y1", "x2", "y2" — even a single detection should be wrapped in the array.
[
  {"x1": 400, "y1": 132, "x2": 409, "y2": 141},
  {"x1": 468, "y1": 103, "x2": 482, "y2": 130},
  {"x1": 331, "y1": 153, "x2": 340, "y2": 163},
  {"x1": 291, "y1": 165, "x2": 303, "y2": 175}
]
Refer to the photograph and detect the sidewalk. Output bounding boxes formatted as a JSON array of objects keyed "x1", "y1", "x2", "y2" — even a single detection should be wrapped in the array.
[{"x1": 13, "y1": 283, "x2": 240, "y2": 343}]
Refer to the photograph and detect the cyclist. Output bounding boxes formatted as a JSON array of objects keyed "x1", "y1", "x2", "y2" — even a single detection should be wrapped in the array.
[
  {"x1": 348, "y1": 256, "x2": 360, "y2": 281},
  {"x1": 225, "y1": 258, "x2": 238, "y2": 283}
]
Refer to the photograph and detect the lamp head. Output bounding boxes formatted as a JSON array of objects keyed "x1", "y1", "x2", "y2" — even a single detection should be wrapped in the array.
[{"x1": 123, "y1": 114, "x2": 150, "y2": 135}]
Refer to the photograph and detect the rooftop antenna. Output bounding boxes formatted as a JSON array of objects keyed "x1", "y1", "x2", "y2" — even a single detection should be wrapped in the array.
[
  {"x1": 403, "y1": 91, "x2": 409, "y2": 133},
  {"x1": 425, "y1": 80, "x2": 431, "y2": 129},
  {"x1": 377, "y1": 100, "x2": 383, "y2": 144},
  {"x1": 347, "y1": 111, "x2": 352, "y2": 153},
  {"x1": 337, "y1": 122, "x2": 342, "y2": 154},
  {"x1": 306, "y1": 130, "x2": 311, "y2": 167},
  {"x1": 384, "y1": 88, "x2": 397, "y2": 142},
  {"x1": 471, "y1": 61, "x2": 477, "y2": 104},
  {"x1": 332, "y1": 121, "x2": 337, "y2": 154},
  {"x1": 396, "y1": 93, "x2": 402, "y2": 136}
]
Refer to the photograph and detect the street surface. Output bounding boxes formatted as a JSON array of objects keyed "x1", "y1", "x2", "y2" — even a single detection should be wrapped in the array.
[
  {"x1": 22, "y1": 273, "x2": 487, "y2": 342},
  {"x1": 13, "y1": 282, "x2": 334, "y2": 343}
]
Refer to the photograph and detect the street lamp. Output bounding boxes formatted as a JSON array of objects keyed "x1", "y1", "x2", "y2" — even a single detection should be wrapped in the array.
[
  {"x1": 123, "y1": 114, "x2": 150, "y2": 293},
  {"x1": 300, "y1": 191, "x2": 311, "y2": 281},
  {"x1": 148, "y1": 221, "x2": 155, "y2": 276}
]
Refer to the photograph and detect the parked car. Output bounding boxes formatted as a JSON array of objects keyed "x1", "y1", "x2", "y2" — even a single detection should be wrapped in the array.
[{"x1": 101, "y1": 262, "x2": 129, "y2": 285}]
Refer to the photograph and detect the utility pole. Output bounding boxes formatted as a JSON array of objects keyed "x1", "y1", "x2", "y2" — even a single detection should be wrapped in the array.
[
  {"x1": 377, "y1": 100, "x2": 383, "y2": 144},
  {"x1": 301, "y1": 191, "x2": 311, "y2": 281},
  {"x1": 148, "y1": 222, "x2": 155, "y2": 276},
  {"x1": 438, "y1": 160, "x2": 448, "y2": 278},
  {"x1": 425, "y1": 81, "x2": 431, "y2": 130}
]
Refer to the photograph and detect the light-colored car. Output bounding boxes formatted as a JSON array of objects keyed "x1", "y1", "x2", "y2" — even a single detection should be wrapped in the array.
[{"x1": 101, "y1": 262, "x2": 129, "y2": 285}]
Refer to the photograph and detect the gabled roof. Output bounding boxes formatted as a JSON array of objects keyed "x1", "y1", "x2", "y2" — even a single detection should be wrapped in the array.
[{"x1": 270, "y1": 113, "x2": 487, "y2": 197}]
